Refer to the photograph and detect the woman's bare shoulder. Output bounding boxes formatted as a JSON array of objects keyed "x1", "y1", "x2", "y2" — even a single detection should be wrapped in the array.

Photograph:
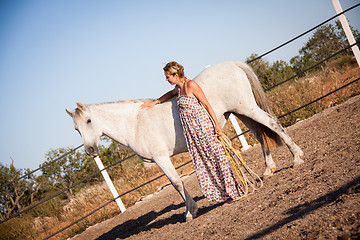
[{"x1": 186, "y1": 79, "x2": 200, "y2": 89}]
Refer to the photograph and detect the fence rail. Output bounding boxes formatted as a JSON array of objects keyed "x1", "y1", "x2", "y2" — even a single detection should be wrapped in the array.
[
  {"x1": 263, "y1": 42, "x2": 359, "y2": 92},
  {"x1": 230, "y1": 76, "x2": 360, "y2": 141},
  {"x1": 0, "y1": 144, "x2": 84, "y2": 190},
  {"x1": 247, "y1": 2, "x2": 360, "y2": 64},
  {"x1": 43, "y1": 159, "x2": 193, "y2": 240}
]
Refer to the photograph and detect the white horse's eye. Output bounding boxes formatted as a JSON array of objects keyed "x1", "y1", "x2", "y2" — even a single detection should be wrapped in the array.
[{"x1": 87, "y1": 119, "x2": 91, "y2": 124}]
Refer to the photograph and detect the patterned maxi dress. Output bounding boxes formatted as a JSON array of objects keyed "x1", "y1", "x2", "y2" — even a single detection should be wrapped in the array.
[{"x1": 177, "y1": 93, "x2": 243, "y2": 202}]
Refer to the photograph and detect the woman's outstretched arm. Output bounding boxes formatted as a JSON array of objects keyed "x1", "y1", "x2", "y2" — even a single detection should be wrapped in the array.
[{"x1": 140, "y1": 87, "x2": 178, "y2": 109}]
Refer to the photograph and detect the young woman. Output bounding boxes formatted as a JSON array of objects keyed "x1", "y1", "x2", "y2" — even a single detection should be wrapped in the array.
[{"x1": 141, "y1": 61, "x2": 242, "y2": 203}]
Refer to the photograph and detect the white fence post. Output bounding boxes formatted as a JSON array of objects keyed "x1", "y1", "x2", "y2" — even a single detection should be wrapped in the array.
[
  {"x1": 229, "y1": 114, "x2": 250, "y2": 150},
  {"x1": 94, "y1": 156, "x2": 126, "y2": 213},
  {"x1": 332, "y1": 0, "x2": 360, "y2": 67}
]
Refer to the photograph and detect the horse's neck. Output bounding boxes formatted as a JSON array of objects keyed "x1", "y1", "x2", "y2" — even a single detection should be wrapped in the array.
[{"x1": 90, "y1": 102, "x2": 140, "y2": 145}]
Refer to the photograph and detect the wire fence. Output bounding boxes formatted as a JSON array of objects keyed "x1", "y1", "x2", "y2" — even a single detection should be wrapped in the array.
[
  {"x1": 1, "y1": 3, "x2": 359, "y2": 239},
  {"x1": 44, "y1": 73, "x2": 360, "y2": 239},
  {"x1": 2, "y1": 38, "x2": 357, "y2": 193},
  {"x1": 1, "y1": 144, "x2": 84, "y2": 190},
  {"x1": 263, "y1": 42, "x2": 359, "y2": 92},
  {"x1": 42, "y1": 49, "x2": 360, "y2": 238},
  {"x1": 246, "y1": 2, "x2": 360, "y2": 64},
  {"x1": 43, "y1": 159, "x2": 193, "y2": 240},
  {"x1": 3, "y1": 2, "x2": 359, "y2": 191},
  {"x1": 231, "y1": 75, "x2": 360, "y2": 141},
  {"x1": 0, "y1": 153, "x2": 135, "y2": 225}
]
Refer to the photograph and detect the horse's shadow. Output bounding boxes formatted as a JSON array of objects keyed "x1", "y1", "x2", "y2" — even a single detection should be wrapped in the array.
[
  {"x1": 95, "y1": 166, "x2": 297, "y2": 240},
  {"x1": 96, "y1": 196, "x2": 221, "y2": 240}
]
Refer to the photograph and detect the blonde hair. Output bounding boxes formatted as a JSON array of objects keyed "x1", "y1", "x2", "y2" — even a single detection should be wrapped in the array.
[{"x1": 163, "y1": 61, "x2": 184, "y2": 78}]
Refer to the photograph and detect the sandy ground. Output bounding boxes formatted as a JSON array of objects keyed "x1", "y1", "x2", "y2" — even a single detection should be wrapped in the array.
[{"x1": 71, "y1": 95, "x2": 360, "y2": 240}]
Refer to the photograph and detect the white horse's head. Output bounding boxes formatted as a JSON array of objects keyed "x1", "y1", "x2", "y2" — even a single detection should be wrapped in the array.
[{"x1": 66, "y1": 103, "x2": 102, "y2": 157}]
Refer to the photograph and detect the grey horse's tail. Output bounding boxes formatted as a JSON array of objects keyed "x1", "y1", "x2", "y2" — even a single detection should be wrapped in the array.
[{"x1": 235, "y1": 62, "x2": 283, "y2": 152}]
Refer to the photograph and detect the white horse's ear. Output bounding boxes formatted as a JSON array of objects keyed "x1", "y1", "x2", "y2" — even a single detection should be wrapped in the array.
[
  {"x1": 66, "y1": 109, "x2": 74, "y2": 117},
  {"x1": 76, "y1": 102, "x2": 86, "y2": 111}
]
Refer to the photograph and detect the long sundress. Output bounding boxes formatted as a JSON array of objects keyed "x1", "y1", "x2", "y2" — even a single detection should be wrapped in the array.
[{"x1": 177, "y1": 92, "x2": 243, "y2": 202}]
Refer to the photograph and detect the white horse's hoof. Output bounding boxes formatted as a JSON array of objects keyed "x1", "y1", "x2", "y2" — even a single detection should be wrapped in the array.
[
  {"x1": 293, "y1": 149, "x2": 304, "y2": 167},
  {"x1": 185, "y1": 204, "x2": 198, "y2": 221},
  {"x1": 293, "y1": 158, "x2": 304, "y2": 167},
  {"x1": 263, "y1": 168, "x2": 274, "y2": 177}
]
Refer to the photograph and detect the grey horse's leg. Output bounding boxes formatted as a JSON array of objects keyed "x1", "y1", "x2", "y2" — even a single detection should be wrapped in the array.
[
  {"x1": 235, "y1": 114, "x2": 277, "y2": 176},
  {"x1": 154, "y1": 155, "x2": 198, "y2": 220},
  {"x1": 235, "y1": 108, "x2": 304, "y2": 167}
]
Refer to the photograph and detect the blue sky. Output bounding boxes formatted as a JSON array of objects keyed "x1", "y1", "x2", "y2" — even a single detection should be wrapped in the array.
[{"x1": 0, "y1": 0, "x2": 359, "y2": 170}]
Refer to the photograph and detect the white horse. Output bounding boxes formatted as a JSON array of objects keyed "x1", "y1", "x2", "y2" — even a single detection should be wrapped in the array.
[{"x1": 66, "y1": 61, "x2": 304, "y2": 220}]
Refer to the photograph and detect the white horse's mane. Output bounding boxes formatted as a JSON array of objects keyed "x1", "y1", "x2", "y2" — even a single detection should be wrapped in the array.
[{"x1": 88, "y1": 99, "x2": 155, "y2": 106}]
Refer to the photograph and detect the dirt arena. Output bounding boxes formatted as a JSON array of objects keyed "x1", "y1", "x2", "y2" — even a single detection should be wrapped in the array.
[{"x1": 71, "y1": 95, "x2": 360, "y2": 240}]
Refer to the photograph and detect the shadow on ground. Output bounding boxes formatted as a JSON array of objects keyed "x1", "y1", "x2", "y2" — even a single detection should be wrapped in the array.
[
  {"x1": 245, "y1": 176, "x2": 360, "y2": 240},
  {"x1": 96, "y1": 195, "x2": 222, "y2": 240}
]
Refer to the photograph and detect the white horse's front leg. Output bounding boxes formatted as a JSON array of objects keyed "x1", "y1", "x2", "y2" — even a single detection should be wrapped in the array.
[{"x1": 154, "y1": 155, "x2": 198, "y2": 221}]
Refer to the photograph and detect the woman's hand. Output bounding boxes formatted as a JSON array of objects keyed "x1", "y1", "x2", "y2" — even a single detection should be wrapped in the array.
[
  {"x1": 215, "y1": 124, "x2": 222, "y2": 136},
  {"x1": 141, "y1": 88, "x2": 177, "y2": 110},
  {"x1": 141, "y1": 100, "x2": 159, "y2": 110}
]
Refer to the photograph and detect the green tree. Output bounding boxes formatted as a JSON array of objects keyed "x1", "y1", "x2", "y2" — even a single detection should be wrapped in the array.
[
  {"x1": 99, "y1": 138, "x2": 140, "y2": 175},
  {"x1": 290, "y1": 20, "x2": 360, "y2": 75},
  {"x1": 247, "y1": 54, "x2": 294, "y2": 89},
  {"x1": 40, "y1": 147, "x2": 92, "y2": 198},
  {"x1": 247, "y1": 54, "x2": 271, "y2": 88},
  {"x1": 0, "y1": 162, "x2": 41, "y2": 220}
]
